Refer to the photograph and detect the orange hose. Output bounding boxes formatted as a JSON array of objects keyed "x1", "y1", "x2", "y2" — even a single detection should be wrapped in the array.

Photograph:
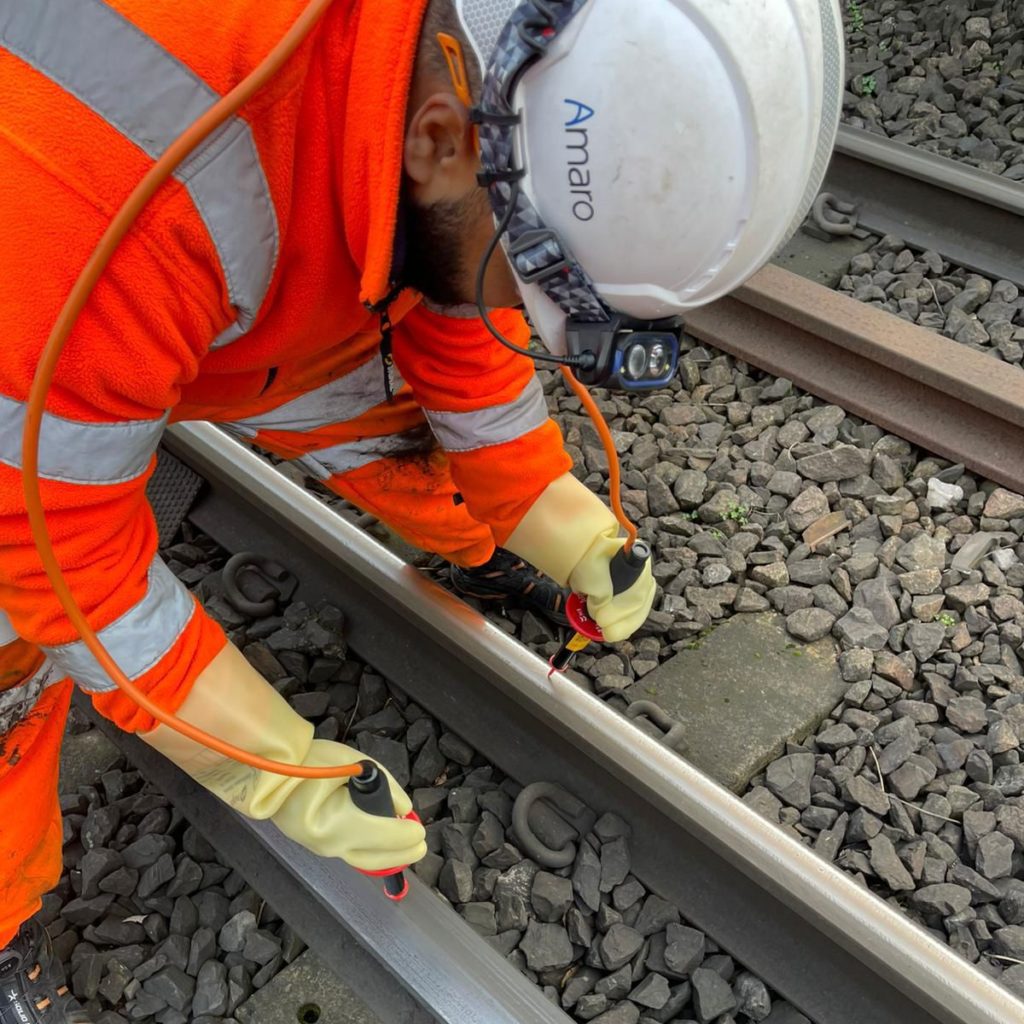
[
  {"x1": 559, "y1": 367, "x2": 638, "y2": 550},
  {"x1": 22, "y1": 0, "x2": 359, "y2": 781}
]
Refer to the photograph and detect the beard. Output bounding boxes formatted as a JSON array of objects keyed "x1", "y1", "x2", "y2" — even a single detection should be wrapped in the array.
[{"x1": 400, "y1": 187, "x2": 490, "y2": 307}]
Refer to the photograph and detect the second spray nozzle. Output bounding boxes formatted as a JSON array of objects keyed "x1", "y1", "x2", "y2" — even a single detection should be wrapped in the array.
[{"x1": 549, "y1": 539, "x2": 652, "y2": 674}]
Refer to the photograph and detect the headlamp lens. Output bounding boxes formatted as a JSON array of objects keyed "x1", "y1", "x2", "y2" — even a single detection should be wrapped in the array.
[
  {"x1": 616, "y1": 333, "x2": 679, "y2": 387},
  {"x1": 564, "y1": 321, "x2": 681, "y2": 390},
  {"x1": 626, "y1": 343, "x2": 648, "y2": 380},
  {"x1": 648, "y1": 343, "x2": 668, "y2": 376}
]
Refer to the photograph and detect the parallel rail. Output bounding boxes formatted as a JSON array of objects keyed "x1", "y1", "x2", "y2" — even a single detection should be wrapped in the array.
[
  {"x1": 690, "y1": 129, "x2": 1024, "y2": 494},
  {"x1": 826, "y1": 125, "x2": 1024, "y2": 287},
  {"x1": 92, "y1": 423, "x2": 1022, "y2": 1024},
  {"x1": 686, "y1": 263, "x2": 1024, "y2": 495}
]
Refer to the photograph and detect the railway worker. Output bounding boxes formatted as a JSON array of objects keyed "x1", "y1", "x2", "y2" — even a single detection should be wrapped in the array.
[{"x1": 0, "y1": 0, "x2": 841, "y2": 1016}]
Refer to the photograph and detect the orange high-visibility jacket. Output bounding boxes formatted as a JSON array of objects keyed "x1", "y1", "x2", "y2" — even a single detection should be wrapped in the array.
[{"x1": 0, "y1": 0, "x2": 570, "y2": 731}]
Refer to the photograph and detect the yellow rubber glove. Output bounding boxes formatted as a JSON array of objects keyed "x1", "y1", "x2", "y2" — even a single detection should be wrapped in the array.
[
  {"x1": 141, "y1": 643, "x2": 426, "y2": 872},
  {"x1": 505, "y1": 473, "x2": 656, "y2": 642}
]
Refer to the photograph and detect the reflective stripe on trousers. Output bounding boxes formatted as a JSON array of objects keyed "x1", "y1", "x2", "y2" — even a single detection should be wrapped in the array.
[
  {"x1": 295, "y1": 428, "x2": 437, "y2": 481},
  {"x1": 0, "y1": 615, "x2": 60, "y2": 735},
  {"x1": 0, "y1": 657, "x2": 59, "y2": 736}
]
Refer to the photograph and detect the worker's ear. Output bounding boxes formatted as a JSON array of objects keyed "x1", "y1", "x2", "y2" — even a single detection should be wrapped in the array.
[{"x1": 404, "y1": 93, "x2": 477, "y2": 204}]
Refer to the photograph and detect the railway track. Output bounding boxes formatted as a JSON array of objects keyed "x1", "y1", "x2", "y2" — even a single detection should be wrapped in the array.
[
  {"x1": 70, "y1": 123, "x2": 1024, "y2": 1024},
  {"x1": 683, "y1": 123, "x2": 1024, "y2": 500},
  {"x1": 824, "y1": 125, "x2": 1024, "y2": 288},
  {"x1": 87, "y1": 422, "x2": 1021, "y2": 1024}
]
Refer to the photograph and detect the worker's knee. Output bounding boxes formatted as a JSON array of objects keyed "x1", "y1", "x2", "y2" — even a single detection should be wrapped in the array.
[{"x1": 0, "y1": 639, "x2": 59, "y2": 738}]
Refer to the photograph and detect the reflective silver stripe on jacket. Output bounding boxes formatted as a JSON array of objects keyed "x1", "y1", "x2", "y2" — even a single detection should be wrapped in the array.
[
  {"x1": 42, "y1": 557, "x2": 195, "y2": 693},
  {"x1": 297, "y1": 429, "x2": 434, "y2": 481},
  {"x1": 0, "y1": 0, "x2": 278, "y2": 343},
  {"x1": 229, "y1": 357, "x2": 406, "y2": 439},
  {"x1": 0, "y1": 610, "x2": 17, "y2": 647},
  {"x1": 0, "y1": 658, "x2": 59, "y2": 736},
  {"x1": 0, "y1": 394, "x2": 167, "y2": 484},
  {"x1": 423, "y1": 376, "x2": 548, "y2": 453}
]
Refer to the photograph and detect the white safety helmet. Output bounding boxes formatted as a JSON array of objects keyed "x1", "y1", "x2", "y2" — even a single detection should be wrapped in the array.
[{"x1": 454, "y1": 0, "x2": 844, "y2": 386}]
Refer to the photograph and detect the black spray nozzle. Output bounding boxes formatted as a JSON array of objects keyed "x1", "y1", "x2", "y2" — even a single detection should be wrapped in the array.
[
  {"x1": 608, "y1": 539, "x2": 652, "y2": 595},
  {"x1": 350, "y1": 761, "x2": 394, "y2": 815},
  {"x1": 350, "y1": 761, "x2": 408, "y2": 901}
]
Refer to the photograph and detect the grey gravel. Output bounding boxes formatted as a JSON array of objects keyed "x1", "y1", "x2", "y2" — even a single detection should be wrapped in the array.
[
  {"x1": 734, "y1": 972, "x2": 773, "y2": 1022},
  {"x1": 520, "y1": 921, "x2": 575, "y2": 972},
  {"x1": 531, "y1": 871, "x2": 574, "y2": 923},
  {"x1": 599, "y1": 923, "x2": 644, "y2": 971},
  {"x1": 691, "y1": 966, "x2": 737, "y2": 1022},
  {"x1": 663, "y1": 924, "x2": 705, "y2": 979},
  {"x1": 218, "y1": 912, "x2": 257, "y2": 954},
  {"x1": 765, "y1": 754, "x2": 815, "y2": 809},
  {"x1": 786, "y1": 608, "x2": 836, "y2": 643},
  {"x1": 838, "y1": 236, "x2": 1024, "y2": 367},
  {"x1": 842, "y1": 2, "x2": 1024, "y2": 181}
]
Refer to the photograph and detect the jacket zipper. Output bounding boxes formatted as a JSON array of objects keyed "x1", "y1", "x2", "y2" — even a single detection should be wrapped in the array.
[
  {"x1": 366, "y1": 285, "x2": 404, "y2": 405},
  {"x1": 379, "y1": 306, "x2": 395, "y2": 404}
]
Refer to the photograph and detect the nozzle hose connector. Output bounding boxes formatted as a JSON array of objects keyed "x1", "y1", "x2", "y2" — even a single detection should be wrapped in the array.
[{"x1": 349, "y1": 761, "x2": 394, "y2": 813}]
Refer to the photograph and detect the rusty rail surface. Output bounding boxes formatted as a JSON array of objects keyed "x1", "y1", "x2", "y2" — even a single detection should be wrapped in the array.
[{"x1": 685, "y1": 264, "x2": 1024, "y2": 493}]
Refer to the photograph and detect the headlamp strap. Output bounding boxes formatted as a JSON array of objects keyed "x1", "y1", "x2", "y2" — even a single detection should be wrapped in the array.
[
  {"x1": 475, "y1": 0, "x2": 609, "y2": 326},
  {"x1": 476, "y1": 166, "x2": 526, "y2": 188}
]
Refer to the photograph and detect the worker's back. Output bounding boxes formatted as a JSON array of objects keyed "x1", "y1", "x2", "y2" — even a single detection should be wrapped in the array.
[
  {"x1": 0, "y1": 0, "x2": 432, "y2": 428},
  {"x1": 0, "y1": 0, "x2": 435, "y2": 663}
]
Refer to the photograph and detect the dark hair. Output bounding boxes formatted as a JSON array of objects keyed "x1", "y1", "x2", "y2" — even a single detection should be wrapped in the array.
[{"x1": 417, "y1": 0, "x2": 483, "y2": 101}]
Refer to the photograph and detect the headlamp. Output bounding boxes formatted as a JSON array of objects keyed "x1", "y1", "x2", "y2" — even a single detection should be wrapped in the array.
[
  {"x1": 565, "y1": 316, "x2": 681, "y2": 391},
  {"x1": 462, "y1": 0, "x2": 682, "y2": 392}
]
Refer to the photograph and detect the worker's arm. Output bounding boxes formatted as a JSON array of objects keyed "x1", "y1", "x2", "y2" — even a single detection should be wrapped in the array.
[
  {"x1": 390, "y1": 303, "x2": 654, "y2": 640},
  {"x1": 390, "y1": 303, "x2": 571, "y2": 540},
  {"x1": 141, "y1": 643, "x2": 426, "y2": 870},
  {"x1": 0, "y1": 143, "x2": 232, "y2": 732},
  {"x1": 0, "y1": 148, "x2": 423, "y2": 872}
]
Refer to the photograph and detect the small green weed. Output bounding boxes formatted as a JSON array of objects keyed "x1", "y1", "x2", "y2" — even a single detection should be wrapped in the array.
[
  {"x1": 861, "y1": 74, "x2": 877, "y2": 96},
  {"x1": 725, "y1": 501, "x2": 749, "y2": 526},
  {"x1": 938, "y1": 612, "x2": 956, "y2": 628},
  {"x1": 847, "y1": 1, "x2": 864, "y2": 32},
  {"x1": 683, "y1": 628, "x2": 714, "y2": 651}
]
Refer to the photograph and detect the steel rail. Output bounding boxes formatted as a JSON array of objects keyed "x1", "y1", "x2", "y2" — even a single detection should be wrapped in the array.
[
  {"x1": 685, "y1": 263, "x2": 1024, "y2": 495},
  {"x1": 130, "y1": 421, "x2": 1021, "y2": 1024},
  {"x1": 826, "y1": 125, "x2": 1024, "y2": 286},
  {"x1": 82, "y1": 715, "x2": 561, "y2": 1024}
]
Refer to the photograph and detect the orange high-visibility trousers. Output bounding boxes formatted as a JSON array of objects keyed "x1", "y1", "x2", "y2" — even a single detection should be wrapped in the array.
[
  {"x1": 331, "y1": 448, "x2": 498, "y2": 568},
  {"x1": 0, "y1": 639, "x2": 71, "y2": 947}
]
